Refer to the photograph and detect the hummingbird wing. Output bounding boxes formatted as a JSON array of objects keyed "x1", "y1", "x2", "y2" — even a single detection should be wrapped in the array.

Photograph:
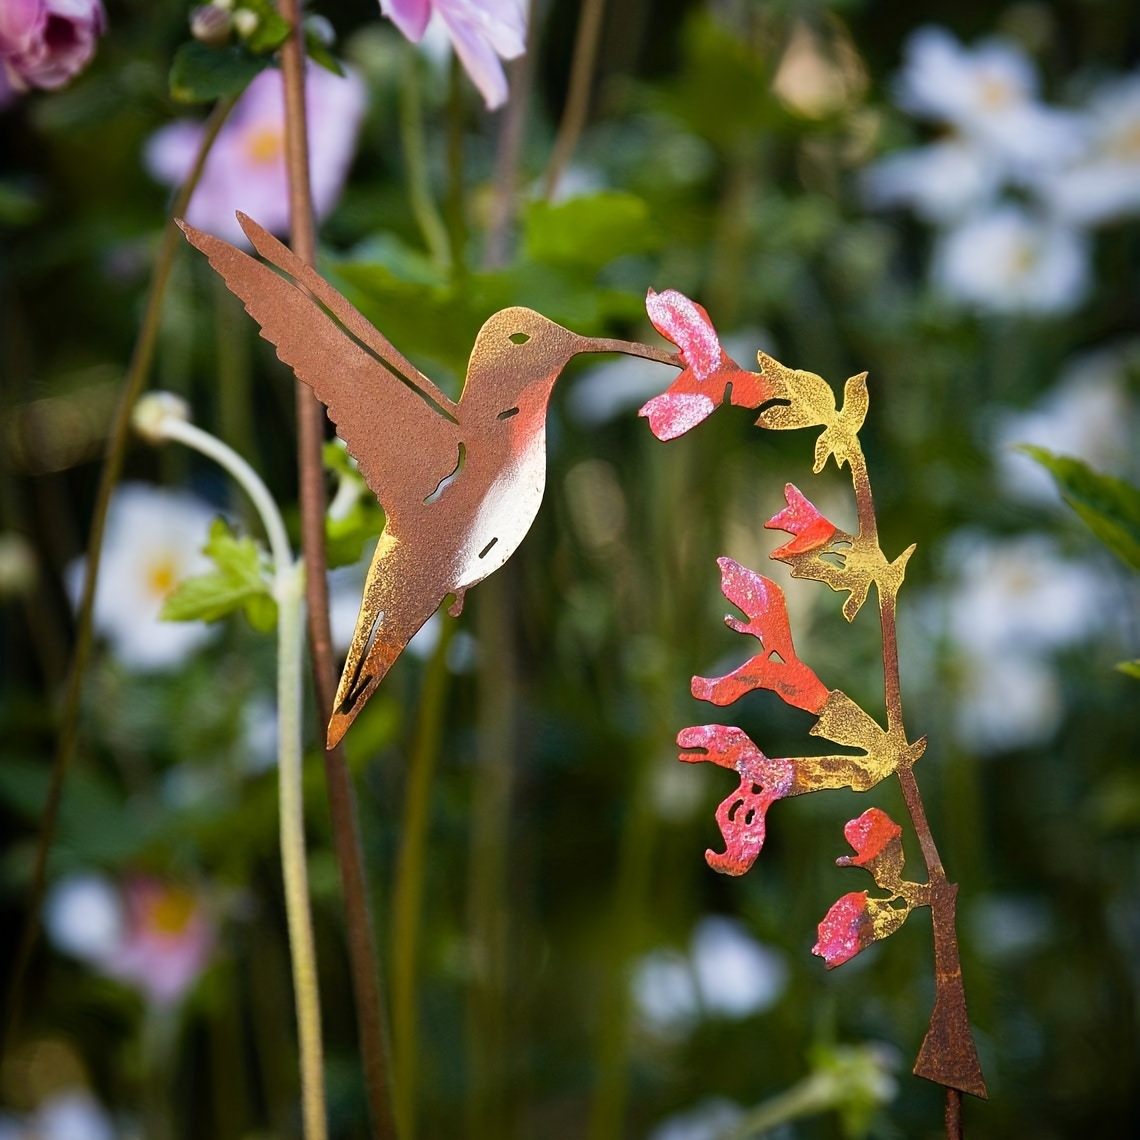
[{"x1": 178, "y1": 214, "x2": 462, "y2": 525}]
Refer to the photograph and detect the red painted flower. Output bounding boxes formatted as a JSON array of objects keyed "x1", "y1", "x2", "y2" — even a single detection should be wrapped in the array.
[
  {"x1": 812, "y1": 891, "x2": 874, "y2": 968},
  {"x1": 638, "y1": 289, "x2": 772, "y2": 440},
  {"x1": 677, "y1": 724, "x2": 795, "y2": 875},
  {"x1": 690, "y1": 557, "x2": 829, "y2": 714},
  {"x1": 765, "y1": 483, "x2": 839, "y2": 559},
  {"x1": 838, "y1": 807, "x2": 903, "y2": 868}
]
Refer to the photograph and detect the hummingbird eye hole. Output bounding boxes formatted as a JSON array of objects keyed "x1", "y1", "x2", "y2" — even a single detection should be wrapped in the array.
[{"x1": 509, "y1": 332, "x2": 531, "y2": 345}]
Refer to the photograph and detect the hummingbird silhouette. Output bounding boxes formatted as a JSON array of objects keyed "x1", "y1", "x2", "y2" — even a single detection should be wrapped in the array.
[{"x1": 179, "y1": 212, "x2": 676, "y2": 747}]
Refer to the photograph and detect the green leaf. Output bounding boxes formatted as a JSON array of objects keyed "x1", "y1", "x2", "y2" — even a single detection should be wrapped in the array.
[
  {"x1": 170, "y1": 41, "x2": 270, "y2": 104},
  {"x1": 237, "y1": 0, "x2": 292, "y2": 54},
  {"x1": 306, "y1": 30, "x2": 346, "y2": 76},
  {"x1": 523, "y1": 192, "x2": 656, "y2": 272},
  {"x1": 1116, "y1": 660, "x2": 1140, "y2": 680},
  {"x1": 1018, "y1": 446, "x2": 1140, "y2": 571},
  {"x1": 161, "y1": 518, "x2": 277, "y2": 628}
]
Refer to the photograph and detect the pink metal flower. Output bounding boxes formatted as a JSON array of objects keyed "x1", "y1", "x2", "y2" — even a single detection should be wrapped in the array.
[
  {"x1": 765, "y1": 483, "x2": 839, "y2": 559},
  {"x1": 145, "y1": 64, "x2": 366, "y2": 246},
  {"x1": 379, "y1": 0, "x2": 526, "y2": 111},
  {"x1": 0, "y1": 0, "x2": 105, "y2": 96},
  {"x1": 638, "y1": 289, "x2": 773, "y2": 441},
  {"x1": 677, "y1": 724, "x2": 795, "y2": 875},
  {"x1": 838, "y1": 807, "x2": 903, "y2": 868},
  {"x1": 812, "y1": 890, "x2": 873, "y2": 968},
  {"x1": 690, "y1": 557, "x2": 830, "y2": 714}
]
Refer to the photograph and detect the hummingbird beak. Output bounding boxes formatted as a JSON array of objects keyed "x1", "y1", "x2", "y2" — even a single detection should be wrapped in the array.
[{"x1": 571, "y1": 335, "x2": 680, "y2": 367}]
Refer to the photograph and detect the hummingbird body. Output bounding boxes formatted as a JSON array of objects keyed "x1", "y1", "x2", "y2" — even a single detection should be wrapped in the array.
[{"x1": 180, "y1": 213, "x2": 675, "y2": 746}]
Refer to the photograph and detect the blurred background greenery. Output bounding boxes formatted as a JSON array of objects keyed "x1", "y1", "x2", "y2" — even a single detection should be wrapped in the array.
[{"x1": 2, "y1": 1, "x2": 1139, "y2": 1137}]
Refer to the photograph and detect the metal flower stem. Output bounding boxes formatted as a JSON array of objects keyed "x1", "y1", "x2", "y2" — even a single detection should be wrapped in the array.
[
  {"x1": 275, "y1": 4, "x2": 399, "y2": 1136},
  {"x1": 3, "y1": 95, "x2": 237, "y2": 1052},
  {"x1": 846, "y1": 442, "x2": 983, "y2": 1125},
  {"x1": 151, "y1": 414, "x2": 326, "y2": 1140}
]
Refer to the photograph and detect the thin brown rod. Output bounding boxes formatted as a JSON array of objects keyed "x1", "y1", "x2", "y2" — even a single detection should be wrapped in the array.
[
  {"x1": 277, "y1": 6, "x2": 398, "y2": 1137},
  {"x1": 848, "y1": 443, "x2": 945, "y2": 881},
  {"x1": 486, "y1": 0, "x2": 539, "y2": 268},
  {"x1": 945, "y1": 1088, "x2": 963, "y2": 1139},
  {"x1": 3, "y1": 95, "x2": 237, "y2": 1053},
  {"x1": 543, "y1": 0, "x2": 607, "y2": 200}
]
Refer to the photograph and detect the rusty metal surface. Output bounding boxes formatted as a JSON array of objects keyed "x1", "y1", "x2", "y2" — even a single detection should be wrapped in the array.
[
  {"x1": 643, "y1": 286, "x2": 987, "y2": 1107},
  {"x1": 180, "y1": 212, "x2": 675, "y2": 745}
]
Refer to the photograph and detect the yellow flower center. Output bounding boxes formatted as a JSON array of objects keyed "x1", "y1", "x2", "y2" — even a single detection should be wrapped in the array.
[
  {"x1": 245, "y1": 125, "x2": 285, "y2": 165},
  {"x1": 979, "y1": 75, "x2": 1014, "y2": 110},
  {"x1": 146, "y1": 557, "x2": 178, "y2": 599},
  {"x1": 147, "y1": 888, "x2": 196, "y2": 936},
  {"x1": 1108, "y1": 122, "x2": 1140, "y2": 162}
]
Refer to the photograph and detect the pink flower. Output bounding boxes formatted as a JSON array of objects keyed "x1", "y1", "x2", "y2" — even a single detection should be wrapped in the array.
[
  {"x1": 812, "y1": 891, "x2": 874, "y2": 968},
  {"x1": 379, "y1": 0, "x2": 525, "y2": 111},
  {"x1": 690, "y1": 557, "x2": 830, "y2": 714},
  {"x1": 638, "y1": 289, "x2": 773, "y2": 441},
  {"x1": 677, "y1": 724, "x2": 795, "y2": 876},
  {"x1": 108, "y1": 878, "x2": 215, "y2": 1005},
  {"x1": 0, "y1": 0, "x2": 105, "y2": 96},
  {"x1": 145, "y1": 64, "x2": 367, "y2": 246},
  {"x1": 837, "y1": 807, "x2": 903, "y2": 869},
  {"x1": 764, "y1": 483, "x2": 839, "y2": 559},
  {"x1": 45, "y1": 873, "x2": 215, "y2": 1006}
]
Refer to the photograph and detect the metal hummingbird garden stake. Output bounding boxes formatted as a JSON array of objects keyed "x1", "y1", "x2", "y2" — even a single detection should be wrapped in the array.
[
  {"x1": 183, "y1": 213, "x2": 984, "y2": 1131},
  {"x1": 179, "y1": 212, "x2": 675, "y2": 746},
  {"x1": 638, "y1": 288, "x2": 987, "y2": 1130}
]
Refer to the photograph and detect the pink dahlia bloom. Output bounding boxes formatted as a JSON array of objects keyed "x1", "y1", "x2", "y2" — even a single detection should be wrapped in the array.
[
  {"x1": 0, "y1": 0, "x2": 105, "y2": 98},
  {"x1": 379, "y1": 0, "x2": 525, "y2": 110},
  {"x1": 145, "y1": 64, "x2": 367, "y2": 246}
]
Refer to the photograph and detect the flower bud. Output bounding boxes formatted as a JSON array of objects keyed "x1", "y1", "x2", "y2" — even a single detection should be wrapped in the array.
[
  {"x1": 233, "y1": 8, "x2": 260, "y2": 40},
  {"x1": 133, "y1": 392, "x2": 191, "y2": 444},
  {"x1": 190, "y1": 4, "x2": 233, "y2": 47}
]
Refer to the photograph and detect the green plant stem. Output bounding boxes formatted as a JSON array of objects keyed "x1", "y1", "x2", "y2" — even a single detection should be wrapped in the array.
[
  {"x1": 156, "y1": 414, "x2": 326, "y2": 1140},
  {"x1": 392, "y1": 619, "x2": 455, "y2": 1140},
  {"x1": 276, "y1": 5, "x2": 399, "y2": 1135},
  {"x1": 2, "y1": 95, "x2": 236, "y2": 1053},
  {"x1": 400, "y1": 52, "x2": 451, "y2": 269},
  {"x1": 544, "y1": 0, "x2": 608, "y2": 199}
]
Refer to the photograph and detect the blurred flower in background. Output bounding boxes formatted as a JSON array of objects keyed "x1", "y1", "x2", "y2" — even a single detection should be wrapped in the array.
[
  {"x1": 378, "y1": 0, "x2": 526, "y2": 110},
  {"x1": 145, "y1": 63, "x2": 367, "y2": 245},
  {"x1": 865, "y1": 24, "x2": 1140, "y2": 316},
  {"x1": 633, "y1": 916, "x2": 788, "y2": 1036},
  {"x1": 0, "y1": 1089, "x2": 115, "y2": 1140},
  {"x1": 943, "y1": 532, "x2": 1112, "y2": 752},
  {"x1": 931, "y1": 206, "x2": 1089, "y2": 315},
  {"x1": 66, "y1": 482, "x2": 217, "y2": 670},
  {"x1": 46, "y1": 873, "x2": 216, "y2": 1007},
  {"x1": 0, "y1": 0, "x2": 106, "y2": 103}
]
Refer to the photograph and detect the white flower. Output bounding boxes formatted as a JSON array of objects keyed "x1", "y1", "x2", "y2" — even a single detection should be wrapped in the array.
[
  {"x1": 632, "y1": 916, "x2": 788, "y2": 1036},
  {"x1": 690, "y1": 915, "x2": 788, "y2": 1018},
  {"x1": 932, "y1": 205, "x2": 1089, "y2": 316},
  {"x1": 67, "y1": 483, "x2": 217, "y2": 670},
  {"x1": 648, "y1": 1098, "x2": 744, "y2": 1140},
  {"x1": 947, "y1": 532, "x2": 1108, "y2": 656},
  {"x1": 943, "y1": 532, "x2": 1111, "y2": 753},
  {"x1": 44, "y1": 873, "x2": 125, "y2": 963},
  {"x1": 895, "y1": 26, "x2": 1084, "y2": 180},
  {"x1": 0, "y1": 1091, "x2": 115, "y2": 1140},
  {"x1": 1040, "y1": 73, "x2": 1140, "y2": 226},
  {"x1": 994, "y1": 345, "x2": 1139, "y2": 504},
  {"x1": 863, "y1": 138, "x2": 999, "y2": 223},
  {"x1": 953, "y1": 648, "x2": 1061, "y2": 754},
  {"x1": 631, "y1": 947, "x2": 698, "y2": 1035}
]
